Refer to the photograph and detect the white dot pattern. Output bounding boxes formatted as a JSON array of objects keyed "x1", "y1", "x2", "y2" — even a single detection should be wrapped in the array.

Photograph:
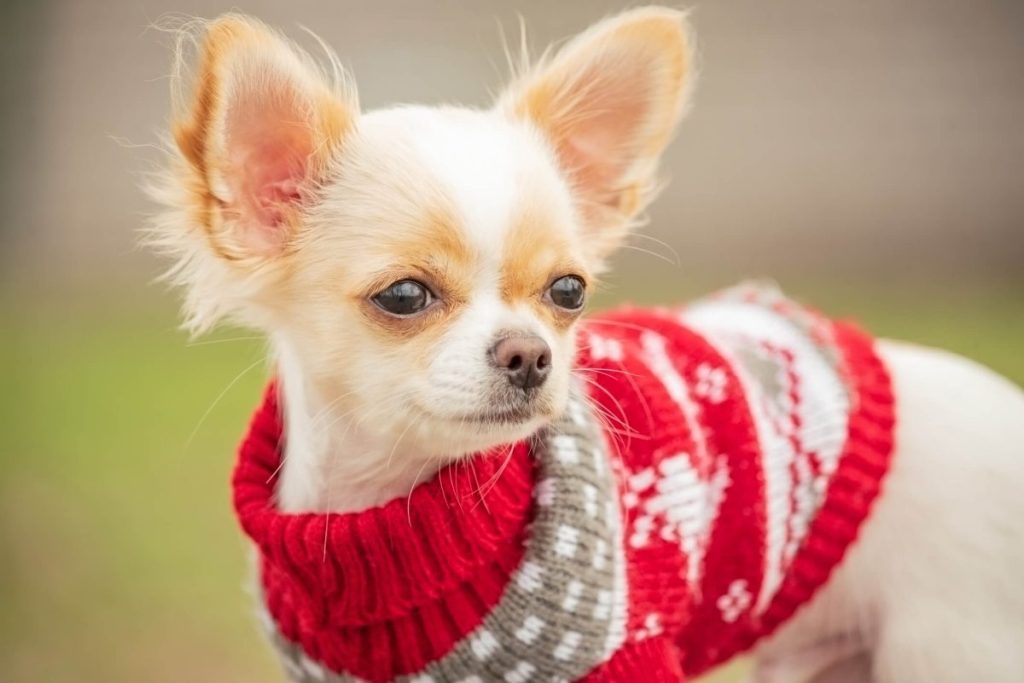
[
  {"x1": 554, "y1": 525, "x2": 580, "y2": 558},
  {"x1": 515, "y1": 615, "x2": 545, "y2": 644}
]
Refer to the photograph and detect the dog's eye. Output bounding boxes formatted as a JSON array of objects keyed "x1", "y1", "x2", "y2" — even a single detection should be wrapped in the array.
[
  {"x1": 547, "y1": 275, "x2": 586, "y2": 310},
  {"x1": 373, "y1": 280, "x2": 433, "y2": 316}
]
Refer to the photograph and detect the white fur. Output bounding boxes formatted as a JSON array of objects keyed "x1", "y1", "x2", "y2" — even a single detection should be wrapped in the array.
[
  {"x1": 273, "y1": 108, "x2": 580, "y2": 512},
  {"x1": 151, "y1": 9, "x2": 1024, "y2": 681},
  {"x1": 750, "y1": 342, "x2": 1024, "y2": 682},
  {"x1": 150, "y1": 9, "x2": 685, "y2": 514}
]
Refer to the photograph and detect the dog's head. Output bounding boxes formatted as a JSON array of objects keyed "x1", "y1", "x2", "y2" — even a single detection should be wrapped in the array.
[{"x1": 153, "y1": 7, "x2": 694, "y2": 459}]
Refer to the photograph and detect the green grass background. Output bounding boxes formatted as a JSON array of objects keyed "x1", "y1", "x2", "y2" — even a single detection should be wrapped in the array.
[{"x1": 2, "y1": 279, "x2": 1021, "y2": 682}]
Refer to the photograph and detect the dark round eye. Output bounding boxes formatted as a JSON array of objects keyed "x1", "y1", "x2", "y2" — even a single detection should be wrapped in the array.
[
  {"x1": 372, "y1": 279, "x2": 433, "y2": 316},
  {"x1": 547, "y1": 275, "x2": 586, "y2": 310}
]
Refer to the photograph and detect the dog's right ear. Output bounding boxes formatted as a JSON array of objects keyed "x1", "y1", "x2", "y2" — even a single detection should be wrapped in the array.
[
  {"x1": 172, "y1": 15, "x2": 357, "y2": 262},
  {"x1": 497, "y1": 7, "x2": 693, "y2": 269}
]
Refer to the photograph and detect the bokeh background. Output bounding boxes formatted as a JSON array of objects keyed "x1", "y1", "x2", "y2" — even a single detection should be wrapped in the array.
[{"x1": 2, "y1": 1, "x2": 1021, "y2": 681}]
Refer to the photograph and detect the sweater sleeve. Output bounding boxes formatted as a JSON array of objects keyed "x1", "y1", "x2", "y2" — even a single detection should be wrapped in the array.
[{"x1": 581, "y1": 638, "x2": 686, "y2": 682}]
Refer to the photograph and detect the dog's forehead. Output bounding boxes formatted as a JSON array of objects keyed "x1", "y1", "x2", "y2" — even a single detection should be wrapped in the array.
[{"x1": 357, "y1": 106, "x2": 575, "y2": 270}]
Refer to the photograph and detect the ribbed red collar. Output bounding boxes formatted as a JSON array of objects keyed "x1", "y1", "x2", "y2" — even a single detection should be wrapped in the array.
[{"x1": 232, "y1": 382, "x2": 536, "y2": 626}]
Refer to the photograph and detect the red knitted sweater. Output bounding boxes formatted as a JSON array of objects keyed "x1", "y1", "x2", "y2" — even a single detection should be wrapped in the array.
[{"x1": 233, "y1": 287, "x2": 895, "y2": 682}]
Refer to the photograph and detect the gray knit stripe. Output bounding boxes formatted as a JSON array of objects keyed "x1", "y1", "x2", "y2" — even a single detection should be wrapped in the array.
[{"x1": 259, "y1": 385, "x2": 627, "y2": 682}]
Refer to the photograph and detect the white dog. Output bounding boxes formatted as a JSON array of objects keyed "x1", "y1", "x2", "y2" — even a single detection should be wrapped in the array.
[{"x1": 150, "y1": 7, "x2": 1024, "y2": 682}]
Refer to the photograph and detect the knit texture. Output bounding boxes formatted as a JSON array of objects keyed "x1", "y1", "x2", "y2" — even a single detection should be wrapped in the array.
[{"x1": 233, "y1": 285, "x2": 896, "y2": 682}]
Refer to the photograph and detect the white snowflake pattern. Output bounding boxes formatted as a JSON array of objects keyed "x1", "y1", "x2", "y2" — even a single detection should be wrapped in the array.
[
  {"x1": 634, "y1": 612, "x2": 664, "y2": 641},
  {"x1": 694, "y1": 363, "x2": 728, "y2": 403},
  {"x1": 587, "y1": 333, "x2": 624, "y2": 362},
  {"x1": 716, "y1": 579, "x2": 752, "y2": 623},
  {"x1": 625, "y1": 454, "x2": 730, "y2": 588}
]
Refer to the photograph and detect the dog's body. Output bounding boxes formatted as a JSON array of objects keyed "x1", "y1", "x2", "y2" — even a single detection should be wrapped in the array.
[
  {"x1": 150, "y1": 7, "x2": 1024, "y2": 682},
  {"x1": 758, "y1": 340, "x2": 1024, "y2": 682}
]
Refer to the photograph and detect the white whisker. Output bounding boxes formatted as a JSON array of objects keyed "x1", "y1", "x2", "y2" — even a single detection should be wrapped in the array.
[{"x1": 185, "y1": 355, "x2": 265, "y2": 450}]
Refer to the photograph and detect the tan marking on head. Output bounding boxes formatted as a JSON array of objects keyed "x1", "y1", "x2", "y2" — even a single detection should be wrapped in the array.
[
  {"x1": 347, "y1": 202, "x2": 477, "y2": 352},
  {"x1": 411, "y1": 206, "x2": 475, "y2": 298},
  {"x1": 500, "y1": 208, "x2": 589, "y2": 332}
]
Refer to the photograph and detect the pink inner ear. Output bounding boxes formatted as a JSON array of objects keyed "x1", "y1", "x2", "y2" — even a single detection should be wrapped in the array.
[
  {"x1": 550, "y1": 59, "x2": 653, "y2": 207},
  {"x1": 223, "y1": 88, "x2": 315, "y2": 252}
]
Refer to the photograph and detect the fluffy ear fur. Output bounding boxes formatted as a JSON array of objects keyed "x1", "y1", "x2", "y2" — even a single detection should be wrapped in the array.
[
  {"x1": 498, "y1": 7, "x2": 695, "y2": 264},
  {"x1": 173, "y1": 15, "x2": 356, "y2": 259},
  {"x1": 150, "y1": 15, "x2": 357, "y2": 333}
]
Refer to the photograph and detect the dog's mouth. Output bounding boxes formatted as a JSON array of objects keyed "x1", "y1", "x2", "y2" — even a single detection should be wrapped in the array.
[
  {"x1": 459, "y1": 407, "x2": 536, "y2": 424},
  {"x1": 412, "y1": 387, "x2": 558, "y2": 432},
  {"x1": 416, "y1": 402, "x2": 545, "y2": 427},
  {"x1": 465, "y1": 390, "x2": 560, "y2": 426}
]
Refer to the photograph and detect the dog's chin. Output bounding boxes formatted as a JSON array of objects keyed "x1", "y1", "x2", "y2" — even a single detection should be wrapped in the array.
[
  {"x1": 398, "y1": 378, "x2": 571, "y2": 458},
  {"x1": 407, "y1": 402, "x2": 557, "y2": 458},
  {"x1": 444, "y1": 411, "x2": 550, "y2": 454}
]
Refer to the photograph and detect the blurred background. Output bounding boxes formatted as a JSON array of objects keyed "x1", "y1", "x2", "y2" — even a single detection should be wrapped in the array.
[{"x1": 1, "y1": 1, "x2": 1021, "y2": 681}]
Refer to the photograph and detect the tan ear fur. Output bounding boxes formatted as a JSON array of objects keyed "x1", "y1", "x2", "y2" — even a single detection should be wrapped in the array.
[
  {"x1": 498, "y1": 7, "x2": 695, "y2": 262},
  {"x1": 172, "y1": 15, "x2": 356, "y2": 261}
]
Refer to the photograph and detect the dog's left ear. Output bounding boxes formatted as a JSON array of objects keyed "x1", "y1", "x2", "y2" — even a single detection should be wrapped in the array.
[
  {"x1": 172, "y1": 15, "x2": 357, "y2": 261},
  {"x1": 498, "y1": 7, "x2": 694, "y2": 264}
]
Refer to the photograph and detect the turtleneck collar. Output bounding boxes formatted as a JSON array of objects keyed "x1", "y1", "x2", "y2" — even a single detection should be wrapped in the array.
[{"x1": 232, "y1": 381, "x2": 536, "y2": 627}]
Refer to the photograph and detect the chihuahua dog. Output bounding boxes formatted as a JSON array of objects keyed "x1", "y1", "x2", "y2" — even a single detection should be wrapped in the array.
[{"x1": 149, "y1": 7, "x2": 1024, "y2": 683}]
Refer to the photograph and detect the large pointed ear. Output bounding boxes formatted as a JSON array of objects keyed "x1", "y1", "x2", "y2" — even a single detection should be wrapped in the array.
[
  {"x1": 172, "y1": 15, "x2": 356, "y2": 261},
  {"x1": 497, "y1": 7, "x2": 694, "y2": 262}
]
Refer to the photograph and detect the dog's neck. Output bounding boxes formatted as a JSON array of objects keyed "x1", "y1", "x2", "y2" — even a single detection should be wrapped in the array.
[{"x1": 273, "y1": 339, "x2": 442, "y2": 513}]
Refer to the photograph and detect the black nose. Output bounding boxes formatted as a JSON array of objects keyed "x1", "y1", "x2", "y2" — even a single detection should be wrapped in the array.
[{"x1": 490, "y1": 335, "x2": 552, "y2": 390}]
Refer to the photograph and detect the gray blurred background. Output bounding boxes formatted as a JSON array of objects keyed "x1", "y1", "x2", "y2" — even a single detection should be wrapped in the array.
[
  {"x1": 3, "y1": 0, "x2": 1023, "y2": 288},
  {"x1": 1, "y1": 2, "x2": 1021, "y2": 682}
]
